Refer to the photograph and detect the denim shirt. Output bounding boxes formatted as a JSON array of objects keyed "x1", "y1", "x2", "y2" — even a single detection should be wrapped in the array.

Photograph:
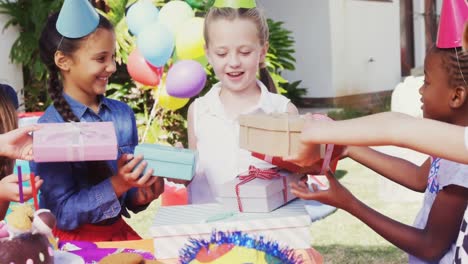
[{"x1": 30, "y1": 93, "x2": 144, "y2": 231}]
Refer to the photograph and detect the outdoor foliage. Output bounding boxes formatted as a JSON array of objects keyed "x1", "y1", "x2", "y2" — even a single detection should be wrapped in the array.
[{"x1": 0, "y1": 0, "x2": 304, "y2": 146}]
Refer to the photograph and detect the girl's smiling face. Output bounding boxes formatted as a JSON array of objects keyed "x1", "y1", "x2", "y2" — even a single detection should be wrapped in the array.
[
  {"x1": 205, "y1": 18, "x2": 267, "y2": 93},
  {"x1": 62, "y1": 28, "x2": 117, "y2": 102}
]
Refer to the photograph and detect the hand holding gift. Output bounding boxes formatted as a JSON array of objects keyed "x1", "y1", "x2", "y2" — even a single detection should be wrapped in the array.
[
  {"x1": 111, "y1": 154, "x2": 156, "y2": 198},
  {"x1": 290, "y1": 169, "x2": 354, "y2": 211},
  {"x1": 0, "y1": 125, "x2": 39, "y2": 161},
  {"x1": 133, "y1": 175, "x2": 165, "y2": 206}
]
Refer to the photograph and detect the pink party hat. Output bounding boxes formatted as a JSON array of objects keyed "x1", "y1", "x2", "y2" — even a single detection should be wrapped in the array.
[{"x1": 436, "y1": 0, "x2": 468, "y2": 48}]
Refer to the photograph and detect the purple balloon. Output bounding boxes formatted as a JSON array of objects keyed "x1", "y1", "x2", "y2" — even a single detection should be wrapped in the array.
[{"x1": 166, "y1": 60, "x2": 207, "y2": 98}]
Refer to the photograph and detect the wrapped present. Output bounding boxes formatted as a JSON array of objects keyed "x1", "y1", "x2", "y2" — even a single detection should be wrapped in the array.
[
  {"x1": 238, "y1": 113, "x2": 323, "y2": 158},
  {"x1": 33, "y1": 122, "x2": 117, "y2": 162},
  {"x1": 134, "y1": 144, "x2": 196, "y2": 181},
  {"x1": 150, "y1": 199, "x2": 311, "y2": 259},
  {"x1": 219, "y1": 167, "x2": 303, "y2": 213}
]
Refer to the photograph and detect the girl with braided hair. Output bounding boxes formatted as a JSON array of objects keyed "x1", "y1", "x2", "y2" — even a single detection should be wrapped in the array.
[
  {"x1": 31, "y1": 2, "x2": 164, "y2": 242},
  {"x1": 288, "y1": 45, "x2": 468, "y2": 263}
]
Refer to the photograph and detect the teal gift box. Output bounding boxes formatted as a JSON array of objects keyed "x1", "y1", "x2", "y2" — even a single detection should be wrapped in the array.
[{"x1": 134, "y1": 144, "x2": 196, "y2": 181}]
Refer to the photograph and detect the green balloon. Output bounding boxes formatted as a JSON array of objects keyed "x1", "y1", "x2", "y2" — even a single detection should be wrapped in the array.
[{"x1": 185, "y1": 0, "x2": 215, "y2": 9}]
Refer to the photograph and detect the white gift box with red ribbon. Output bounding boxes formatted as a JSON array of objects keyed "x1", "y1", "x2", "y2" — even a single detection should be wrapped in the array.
[
  {"x1": 219, "y1": 167, "x2": 304, "y2": 213},
  {"x1": 150, "y1": 199, "x2": 311, "y2": 259}
]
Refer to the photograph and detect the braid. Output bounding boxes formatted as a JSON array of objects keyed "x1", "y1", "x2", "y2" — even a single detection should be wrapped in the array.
[
  {"x1": 448, "y1": 48, "x2": 468, "y2": 88},
  {"x1": 47, "y1": 67, "x2": 79, "y2": 122}
]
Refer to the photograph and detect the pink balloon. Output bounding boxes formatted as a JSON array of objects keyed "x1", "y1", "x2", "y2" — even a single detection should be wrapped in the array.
[
  {"x1": 166, "y1": 60, "x2": 206, "y2": 98},
  {"x1": 127, "y1": 49, "x2": 161, "y2": 86}
]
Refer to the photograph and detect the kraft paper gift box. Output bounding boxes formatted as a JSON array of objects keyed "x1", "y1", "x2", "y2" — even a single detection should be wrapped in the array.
[
  {"x1": 150, "y1": 199, "x2": 311, "y2": 259},
  {"x1": 219, "y1": 169, "x2": 304, "y2": 213},
  {"x1": 33, "y1": 122, "x2": 118, "y2": 162},
  {"x1": 238, "y1": 113, "x2": 323, "y2": 158},
  {"x1": 134, "y1": 144, "x2": 196, "y2": 181}
]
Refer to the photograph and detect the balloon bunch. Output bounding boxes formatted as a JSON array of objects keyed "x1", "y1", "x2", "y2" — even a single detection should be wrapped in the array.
[{"x1": 125, "y1": 0, "x2": 208, "y2": 111}]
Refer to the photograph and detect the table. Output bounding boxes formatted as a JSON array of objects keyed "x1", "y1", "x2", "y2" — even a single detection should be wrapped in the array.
[{"x1": 96, "y1": 239, "x2": 323, "y2": 263}]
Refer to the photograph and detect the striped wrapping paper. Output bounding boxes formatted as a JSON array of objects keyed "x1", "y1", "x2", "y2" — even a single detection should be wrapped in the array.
[{"x1": 150, "y1": 199, "x2": 311, "y2": 259}]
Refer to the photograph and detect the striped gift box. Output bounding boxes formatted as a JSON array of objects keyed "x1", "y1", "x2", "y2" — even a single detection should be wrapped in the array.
[{"x1": 150, "y1": 199, "x2": 311, "y2": 259}]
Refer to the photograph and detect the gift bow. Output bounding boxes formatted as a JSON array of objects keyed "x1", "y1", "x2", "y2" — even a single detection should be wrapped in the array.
[{"x1": 235, "y1": 166, "x2": 287, "y2": 212}]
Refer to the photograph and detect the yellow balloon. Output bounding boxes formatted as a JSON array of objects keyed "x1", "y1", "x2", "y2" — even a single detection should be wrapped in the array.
[
  {"x1": 176, "y1": 17, "x2": 205, "y2": 60},
  {"x1": 156, "y1": 77, "x2": 189, "y2": 111}
]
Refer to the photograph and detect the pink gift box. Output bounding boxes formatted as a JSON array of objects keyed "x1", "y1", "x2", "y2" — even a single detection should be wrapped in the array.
[
  {"x1": 219, "y1": 169, "x2": 304, "y2": 213},
  {"x1": 33, "y1": 122, "x2": 118, "y2": 162}
]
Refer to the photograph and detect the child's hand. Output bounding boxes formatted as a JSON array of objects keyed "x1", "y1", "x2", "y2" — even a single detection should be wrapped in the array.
[
  {"x1": 0, "y1": 174, "x2": 43, "y2": 202},
  {"x1": 133, "y1": 176, "x2": 165, "y2": 205},
  {"x1": 111, "y1": 154, "x2": 154, "y2": 197},
  {"x1": 0, "y1": 125, "x2": 39, "y2": 160},
  {"x1": 290, "y1": 170, "x2": 354, "y2": 210},
  {"x1": 284, "y1": 114, "x2": 325, "y2": 167}
]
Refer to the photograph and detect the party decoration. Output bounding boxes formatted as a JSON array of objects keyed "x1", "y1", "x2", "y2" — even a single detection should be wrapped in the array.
[
  {"x1": 157, "y1": 76, "x2": 190, "y2": 111},
  {"x1": 166, "y1": 60, "x2": 207, "y2": 98},
  {"x1": 436, "y1": 0, "x2": 468, "y2": 48},
  {"x1": 126, "y1": 0, "x2": 159, "y2": 36},
  {"x1": 127, "y1": 49, "x2": 162, "y2": 86},
  {"x1": 464, "y1": 22, "x2": 468, "y2": 51},
  {"x1": 29, "y1": 173, "x2": 39, "y2": 210},
  {"x1": 213, "y1": 0, "x2": 256, "y2": 9},
  {"x1": 17, "y1": 166, "x2": 23, "y2": 204},
  {"x1": 137, "y1": 22, "x2": 174, "y2": 67},
  {"x1": 176, "y1": 17, "x2": 205, "y2": 60},
  {"x1": 179, "y1": 231, "x2": 301, "y2": 264},
  {"x1": 56, "y1": 0, "x2": 99, "y2": 38},
  {"x1": 158, "y1": 0, "x2": 194, "y2": 35},
  {"x1": 186, "y1": 0, "x2": 215, "y2": 9}
]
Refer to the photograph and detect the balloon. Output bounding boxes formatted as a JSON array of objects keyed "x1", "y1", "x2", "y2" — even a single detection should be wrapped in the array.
[
  {"x1": 176, "y1": 17, "x2": 205, "y2": 60},
  {"x1": 158, "y1": 1, "x2": 194, "y2": 36},
  {"x1": 126, "y1": 0, "x2": 159, "y2": 36},
  {"x1": 137, "y1": 22, "x2": 174, "y2": 67},
  {"x1": 157, "y1": 76, "x2": 189, "y2": 111},
  {"x1": 191, "y1": 55, "x2": 208, "y2": 68},
  {"x1": 186, "y1": 0, "x2": 215, "y2": 9},
  {"x1": 127, "y1": 49, "x2": 162, "y2": 86},
  {"x1": 166, "y1": 60, "x2": 207, "y2": 98},
  {"x1": 172, "y1": 51, "x2": 208, "y2": 68}
]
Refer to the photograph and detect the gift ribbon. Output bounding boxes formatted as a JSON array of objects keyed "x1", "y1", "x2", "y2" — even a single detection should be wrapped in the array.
[
  {"x1": 213, "y1": 0, "x2": 256, "y2": 8},
  {"x1": 307, "y1": 143, "x2": 334, "y2": 190},
  {"x1": 235, "y1": 166, "x2": 287, "y2": 212}
]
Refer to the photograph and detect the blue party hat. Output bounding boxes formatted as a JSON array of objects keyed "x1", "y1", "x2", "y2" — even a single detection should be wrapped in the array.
[{"x1": 56, "y1": 0, "x2": 99, "y2": 38}]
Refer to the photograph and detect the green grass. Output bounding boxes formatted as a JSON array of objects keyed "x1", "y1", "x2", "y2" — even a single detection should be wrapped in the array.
[
  {"x1": 310, "y1": 158, "x2": 422, "y2": 263},
  {"x1": 125, "y1": 157, "x2": 423, "y2": 263}
]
